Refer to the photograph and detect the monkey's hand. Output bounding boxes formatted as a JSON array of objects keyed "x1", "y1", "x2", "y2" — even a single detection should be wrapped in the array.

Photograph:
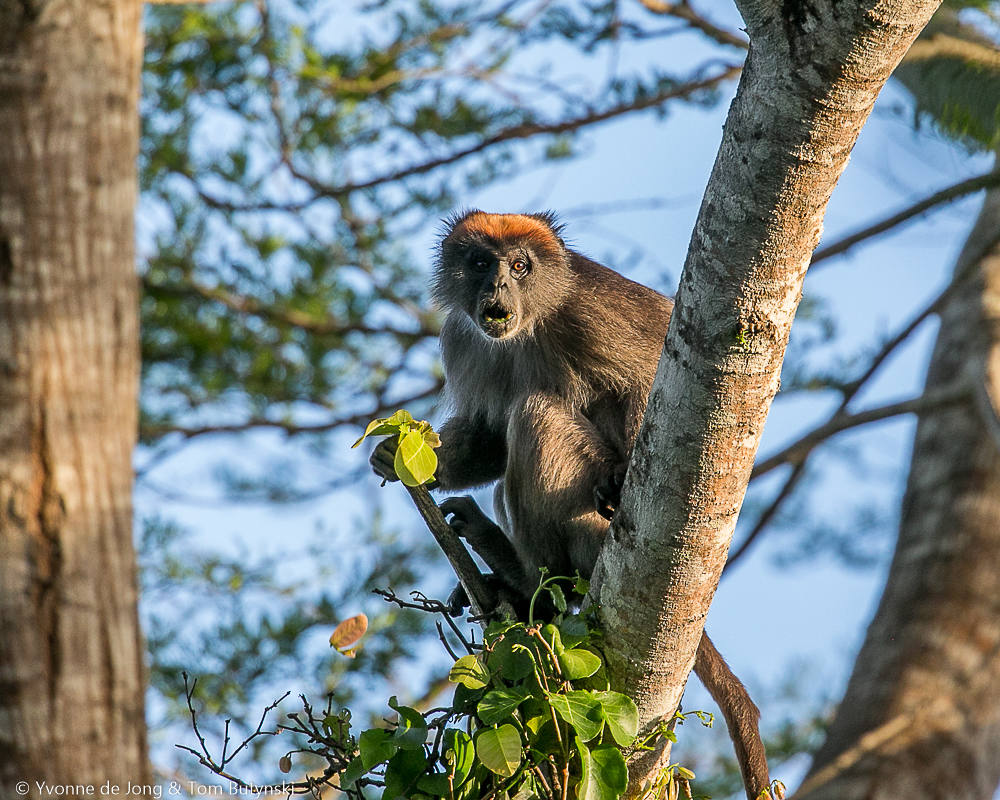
[
  {"x1": 594, "y1": 463, "x2": 627, "y2": 521},
  {"x1": 369, "y1": 437, "x2": 400, "y2": 484}
]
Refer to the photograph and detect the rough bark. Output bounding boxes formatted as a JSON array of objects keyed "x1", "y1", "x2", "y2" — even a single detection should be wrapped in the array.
[
  {"x1": 0, "y1": 0, "x2": 149, "y2": 790},
  {"x1": 795, "y1": 163, "x2": 1000, "y2": 800},
  {"x1": 589, "y1": 1, "x2": 941, "y2": 792}
]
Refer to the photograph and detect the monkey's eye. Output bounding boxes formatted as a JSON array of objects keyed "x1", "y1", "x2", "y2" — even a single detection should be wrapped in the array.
[{"x1": 510, "y1": 258, "x2": 530, "y2": 278}]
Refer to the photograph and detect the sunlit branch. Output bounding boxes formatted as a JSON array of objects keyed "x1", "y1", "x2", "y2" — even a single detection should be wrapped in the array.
[
  {"x1": 293, "y1": 66, "x2": 742, "y2": 198},
  {"x1": 724, "y1": 460, "x2": 806, "y2": 572},
  {"x1": 142, "y1": 276, "x2": 440, "y2": 339}
]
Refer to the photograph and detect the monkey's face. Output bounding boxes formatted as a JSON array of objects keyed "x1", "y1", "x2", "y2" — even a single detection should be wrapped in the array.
[
  {"x1": 434, "y1": 213, "x2": 572, "y2": 341},
  {"x1": 438, "y1": 243, "x2": 567, "y2": 340}
]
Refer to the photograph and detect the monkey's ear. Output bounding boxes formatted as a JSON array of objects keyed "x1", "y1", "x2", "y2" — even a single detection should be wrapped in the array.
[{"x1": 528, "y1": 210, "x2": 566, "y2": 245}]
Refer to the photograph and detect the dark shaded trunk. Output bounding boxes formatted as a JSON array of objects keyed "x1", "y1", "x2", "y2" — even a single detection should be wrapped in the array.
[{"x1": 798, "y1": 167, "x2": 1000, "y2": 799}]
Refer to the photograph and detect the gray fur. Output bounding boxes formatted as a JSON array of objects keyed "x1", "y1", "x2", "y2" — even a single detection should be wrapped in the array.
[
  {"x1": 427, "y1": 211, "x2": 771, "y2": 800},
  {"x1": 431, "y1": 213, "x2": 672, "y2": 580}
]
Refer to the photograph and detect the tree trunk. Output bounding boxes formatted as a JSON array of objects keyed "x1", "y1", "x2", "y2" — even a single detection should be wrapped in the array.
[
  {"x1": 0, "y1": 0, "x2": 148, "y2": 790},
  {"x1": 796, "y1": 163, "x2": 1000, "y2": 800},
  {"x1": 590, "y1": 1, "x2": 941, "y2": 793}
]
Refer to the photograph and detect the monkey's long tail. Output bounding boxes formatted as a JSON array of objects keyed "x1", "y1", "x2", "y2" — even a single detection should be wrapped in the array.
[{"x1": 694, "y1": 631, "x2": 772, "y2": 800}]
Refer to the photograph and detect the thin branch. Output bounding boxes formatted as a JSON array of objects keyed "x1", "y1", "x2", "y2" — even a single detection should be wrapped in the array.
[
  {"x1": 724, "y1": 460, "x2": 807, "y2": 572},
  {"x1": 142, "y1": 382, "x2": 443, "y2": 440},
  {"x1": 403, "y1": 484, "x2": 498, "y2": 620},
  {"x1": 636, "y1": 0, "x2": 749, "y2": 49},
  {"x1": 373, "y1": 588, "x2": 475, "y2": 654},
  {"x1": 731, "y1": 241, "x2": 988, "y2": 563},
  {"x1": 751, "y1": 384, "x2": 970, "y2": 481},
  {"x1": 295, "y1": 66, "x2": 742, "y2": 198},
  {"x1": 812, "y1": 170, "x2": 1000, "y2": 266},
  {"x1": 142, "y1": 275, "x2": 439, "y2": 339}
]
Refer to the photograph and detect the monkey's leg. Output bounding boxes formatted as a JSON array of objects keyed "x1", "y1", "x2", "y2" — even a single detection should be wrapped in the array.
[
  {"x1": 439, "y1": 495, "x2": 527, "y2": 582},
  {"x1": 440, "y1": 495, "x2": 532, "y2": 617},
  {"x1": 503, "y1": 393, "x2": 619, "y2": 577},
  {"x1": 694, "y1": 632, "x2": 772, "y2": 800}
]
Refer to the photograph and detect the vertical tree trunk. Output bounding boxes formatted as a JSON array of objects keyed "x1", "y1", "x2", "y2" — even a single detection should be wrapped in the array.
[
  {"x1": 796, "y1": 165, "x2": 1000, "y2": 799},
  {"x1": 591, "y1": 2, "x2": 941, "y2": 793},
  {"x1": 0, "y1": 0, "x2": 148, "y2": 789}
]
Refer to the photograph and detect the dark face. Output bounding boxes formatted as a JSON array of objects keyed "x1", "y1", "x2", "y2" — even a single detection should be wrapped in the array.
[{"x1": 434, "y1": 237, "x2": 571, "y2": 341}]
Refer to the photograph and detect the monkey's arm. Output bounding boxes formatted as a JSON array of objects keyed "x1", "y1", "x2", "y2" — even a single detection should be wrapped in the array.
[
  {"x1": 694, "y1": 633, "x2": 772, "y2": 800},
  {"x1": 434, "y1": 415, "x2": 508, "y2": 490}
]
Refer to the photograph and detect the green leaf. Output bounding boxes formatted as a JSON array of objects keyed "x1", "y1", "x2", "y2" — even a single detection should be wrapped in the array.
[
  {"x1": 416, "y1": 773, "x2": 451, "y2": 796},
  {"x1": 559, "y1": 615, "x2": 590, "y2": 649},
  {"x1": 547, "y1": 583, "x2": 567, "y2": 613},
  {"x1": 360, "y1": 728, "x2": 398, "y2": 768},
  {"x1": 478, "y1": 686, "x2": 530, "y2": 725},
  {"x1": 574, "y1": 575, "x2": 591, "y2": 595},
  {"x1": 395, "y1": 428, "x2": 438, "y2": 486},
  {"x1": 449, "y1": 654, "x2": 490, "y2": 689},
  {"x1": 443, "y1": 729, "x2": 475, "y2": 786},
  {"x1": 676, "y1": 766, "x2": 695, "y2": 780},
  {"x1": 452, "y1": 682, "x2": 486, "y2": 714},
  {"x1": 475, "y1": 725, "x2": 522, "y2": 778},
  {"x1": 383, "y1": 747, "x2": 428, "y2": 799},
  {"x1": 541, "y1": 623, "x2": 563, "y2": 654},
  {"x1": 351, "y1": 417, "x2": 398, "y2": 448},
  {"x1": 577, "y1": 741, "x2": 628, "y2": 800},
  {"x1": 339, "y1": 756, "x2": 366, "y2": 790},
  {"x1": 491, "y1": 635, "x2": 536, "y2": 681},
  {"x1": 558, "y1": 648, "x2": 602, "y2": 680},
  {"x1": 548, "y1": 690, "x2": 604, "y2": 741},
  {"x1": 385, "y1": 409, "x2": 416, "y2": 427},
  {"x1": 388, "y1": 696, "x2": 429, "y2": 750},
  {"x1": 595, "y1": 692, "x2": 639, "y2": 747}
]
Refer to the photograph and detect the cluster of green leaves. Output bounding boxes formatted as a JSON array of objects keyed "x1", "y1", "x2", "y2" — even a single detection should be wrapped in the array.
[
  {"x1": 353, "y1": 409, "x2": 442, "y2": 486},
  {"x1": 312, "y1": 576, "x2": 701, "y2": 800}
]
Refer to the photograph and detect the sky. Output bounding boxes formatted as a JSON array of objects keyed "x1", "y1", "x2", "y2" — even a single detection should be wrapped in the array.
[{"x1": 134, "y1": 1, "x2": 997, "y2": 793}]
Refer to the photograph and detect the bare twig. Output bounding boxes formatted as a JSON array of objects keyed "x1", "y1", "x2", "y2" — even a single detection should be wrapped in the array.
[
  {"x1": 751, "y1": 384, "x2": 971, "y2": 481},
  {"x1": 373, "y1": 588, "x2": 475, "y2": 654},
  {"x1": 812, "y1": 170, "x2": 1000, "y2": 267},
  {"x1": 635, "y1": 0, "x2": 749, "y2": 49}
]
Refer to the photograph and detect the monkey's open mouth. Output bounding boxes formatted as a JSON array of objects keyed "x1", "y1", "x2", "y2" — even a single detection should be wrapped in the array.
[{"x1": 478, "y1": 300, "x2": 515, "y2": 336}]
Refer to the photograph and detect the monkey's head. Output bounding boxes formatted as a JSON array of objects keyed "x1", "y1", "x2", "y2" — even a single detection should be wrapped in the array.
[{"x1": 433, "y1": 211, "x2": 573, "y2": 341}]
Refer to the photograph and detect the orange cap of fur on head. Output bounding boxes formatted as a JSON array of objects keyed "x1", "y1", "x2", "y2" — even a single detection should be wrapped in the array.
[{"x1": 451, "y1": 212, "x2": 564, "y2": 252}]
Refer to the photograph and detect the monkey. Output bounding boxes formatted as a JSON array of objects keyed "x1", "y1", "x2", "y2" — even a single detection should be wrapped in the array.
[{"x1": 370, "y1": 210, "x2": 771, "y2": 800}]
